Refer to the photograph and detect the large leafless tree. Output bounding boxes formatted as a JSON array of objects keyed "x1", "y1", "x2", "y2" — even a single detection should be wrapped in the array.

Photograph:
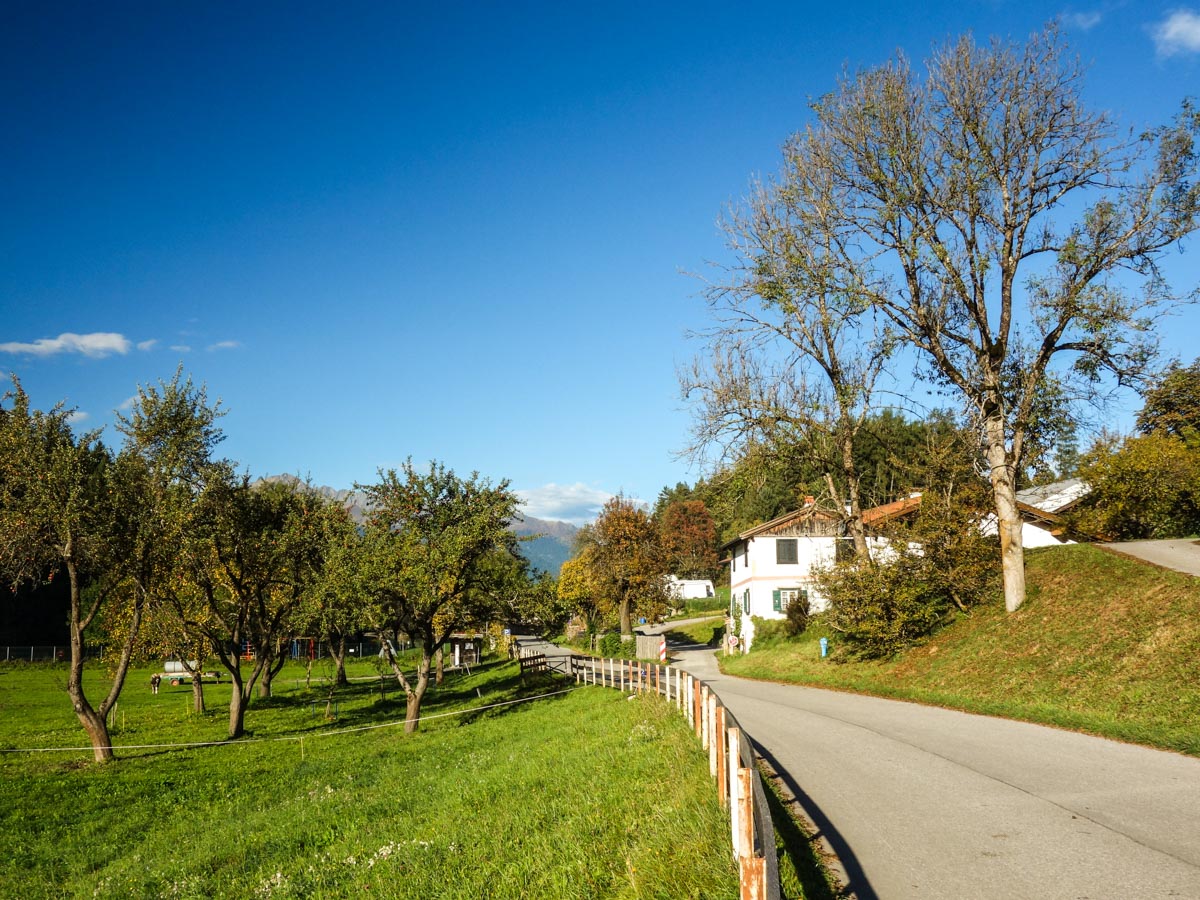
[
  {"x1": 729, "y1": 27, "x2": 1198, "y2": 610},
  {"x1": 684, "y1": 163, "x2": 895, "y2": 557}
]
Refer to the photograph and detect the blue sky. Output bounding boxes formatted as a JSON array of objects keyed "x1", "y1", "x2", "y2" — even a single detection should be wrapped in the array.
[{"x1": 3, "y1": 1, "x2": 1199, "y2": 524}]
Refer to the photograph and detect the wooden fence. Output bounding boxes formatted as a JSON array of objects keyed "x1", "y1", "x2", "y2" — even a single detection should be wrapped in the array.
[{"x1": 515, "y1": 644, "x2": 780, "y2": 900}]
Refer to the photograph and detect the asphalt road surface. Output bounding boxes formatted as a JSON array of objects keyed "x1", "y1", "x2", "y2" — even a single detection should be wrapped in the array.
[
  {"x1": 670, "y1": 639, "x2": 1200, "y2": 900},
  {"x1": 1101, "y1": 539, "x2": 1200, "y2": 577}
]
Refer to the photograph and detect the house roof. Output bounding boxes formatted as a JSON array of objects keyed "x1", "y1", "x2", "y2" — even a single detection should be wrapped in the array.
[
  {"x1": 1014, "y1": 478, "x2": 1090, "y2": 514},
  {"x1": 861, "y1": 493, "x2": 923, "y2": 527},
  {"x1": 720, "y1": 502, "x2": 840, "y2": 551}
]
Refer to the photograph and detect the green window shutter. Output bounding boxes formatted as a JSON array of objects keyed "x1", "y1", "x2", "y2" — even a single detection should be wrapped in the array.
[
  {"x1": 772, "y1": 589, "x2": 782, "y2": 612},
  {"x1": 743, "y1": 590, "x2": 750, "y2": 614}
]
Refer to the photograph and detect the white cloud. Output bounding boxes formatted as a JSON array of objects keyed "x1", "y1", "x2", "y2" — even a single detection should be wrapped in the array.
[
  {"x1": 0, "y1": 332, "x2": 132, "y2": 358},
  {"x1": 117, "y1": 395, "x2": 139, "y2": 411},
  {"x1": 136, "y1": 339, "x2": 158, "y2": 352},
  {"x1": 65, "y1": 410, "x2": 89, "y2": 425},
  {"x1": 1153, "y1": 9, "x2": 1200, "y2": 56},
  {"x1": 207, "y1": 340, "x2": 241, "y2": 352},
  {"x1": 517, "y1": 483, "x2": 649, "y2": 525},
  {"x1": 518, "y1": 483, "x2": 614, "y2": 525},
  {"x1": 170, "y1": 344, "x2": 192, "y2": 353},
  {"x1": 1061, "y1": 10, "x2": 1102, "y2": 30}
]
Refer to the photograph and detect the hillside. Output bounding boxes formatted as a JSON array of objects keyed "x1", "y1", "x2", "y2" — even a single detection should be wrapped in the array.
[
  {"x1": 259, "y1": 475, "x2": 577, "y2": 575},
  {"x1": 722, "y1": 543, "x2": 1200, "y2": 755}
]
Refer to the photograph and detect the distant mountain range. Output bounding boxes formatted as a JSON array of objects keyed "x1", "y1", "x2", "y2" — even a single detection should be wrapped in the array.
[{"x1": 259, "y1": 475, "x2": 578, "y2": 576}]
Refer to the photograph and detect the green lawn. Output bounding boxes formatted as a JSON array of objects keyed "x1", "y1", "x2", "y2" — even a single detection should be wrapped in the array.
[
  {"x1": 0, "y1": 657, "x2": 738, "y2": 899},
  {"x1": 664, "y1": 617, "x2": 726, "y2": 648},
  {"x1": 722, "y1": 544, "x2": 1200, "y2": 756}
]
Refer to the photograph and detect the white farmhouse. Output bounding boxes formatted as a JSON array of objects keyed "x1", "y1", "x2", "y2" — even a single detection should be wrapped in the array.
[{"x1": 723, "y1": 494, "x2": 921, "y2": 651}]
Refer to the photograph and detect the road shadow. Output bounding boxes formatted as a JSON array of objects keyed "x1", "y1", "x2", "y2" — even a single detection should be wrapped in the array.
[{"x1": 754, "y1": 742, "x2": 877, "y2": 900}]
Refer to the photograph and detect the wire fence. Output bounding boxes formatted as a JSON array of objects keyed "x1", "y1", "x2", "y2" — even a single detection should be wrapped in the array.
[{"x1": 0, "y1": 646, "x2": 75, "y2": 663}]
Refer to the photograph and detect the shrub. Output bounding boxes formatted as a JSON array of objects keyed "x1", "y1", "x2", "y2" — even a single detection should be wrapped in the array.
[
  {"x1": 750, "y1": 617, "x2": 790, "y2": 647},
  {"x1": 817, "y1": 554, "x2": 952, "y2": 658},
  {"x1": 596, "y1": 633, "x2": 638, "y2": 659},
  {"x1": 784, "y1": 593, "x2": 811, "y2": 636}
]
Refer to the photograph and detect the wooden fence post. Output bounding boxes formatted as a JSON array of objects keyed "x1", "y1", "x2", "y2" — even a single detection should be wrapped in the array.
[
  {"x1": 700, "y1": 685, "x2": 710, "y2": 750},
  {"x1": 728, "y1": 727, "x2": 742, "y2": 858},
  {"x1": 708, "y1": 694, "x2": 719, "y2": 779},
  {"x1": 715, "y1": 705, "x2": 727, "y2": 807},
  {"x1": 740, "y1": 855, "x2": 766, "y2": 900},
  {"x1": 694, "y1": 680, "x2": 703, "y2": 739},
  {"x1": 738, "y1": 767, "x2": 754, "y2": 861}
]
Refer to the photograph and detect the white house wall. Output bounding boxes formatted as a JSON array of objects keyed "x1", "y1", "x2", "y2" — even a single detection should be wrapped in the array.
[
  {"x1": 729, "y1": 534, "x2": 839, "y2": 625},
  {"x1": 979, "y1": 514, "x2": 1074, "y2": 548}
]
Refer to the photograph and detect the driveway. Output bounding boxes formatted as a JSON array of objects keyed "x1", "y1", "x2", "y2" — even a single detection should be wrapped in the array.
[
  {"x1": 672, "y1": 643, "x2": 1200, "y2": 900},
  {"x1": 1100, "y1": 538, "x2": 1200, "y2": 576}
]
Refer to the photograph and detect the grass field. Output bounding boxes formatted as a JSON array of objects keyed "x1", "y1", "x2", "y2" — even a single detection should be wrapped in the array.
[
  {"x1": 664, "y1": 617, "x2": 726, "y2": 648},
  {"x1": 0, "y1": 656, "x2": 739, "y2": 899},
  {"x1": 722, "y1": 544, "x2": 1200, "y2": 756}
]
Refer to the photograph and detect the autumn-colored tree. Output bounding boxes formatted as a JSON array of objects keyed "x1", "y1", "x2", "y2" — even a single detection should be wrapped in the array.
[
  {"x1": 577, "y1": 496, "x2": 668, "y2": 636},
  {"x1": 557, "y1": 553, "x2": 601, "y2": 634},
  {"x1": 655, "y1": 499, "x2": 719, "y2": 580}
]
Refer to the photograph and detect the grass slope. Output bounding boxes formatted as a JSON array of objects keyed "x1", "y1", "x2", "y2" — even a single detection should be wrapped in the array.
[
  {"x1": 722, "y1": 544, "x2": 1200, "y2": 755},
  {"x1": 0, "y1": 659, "x2": 738, "y2": 899}
]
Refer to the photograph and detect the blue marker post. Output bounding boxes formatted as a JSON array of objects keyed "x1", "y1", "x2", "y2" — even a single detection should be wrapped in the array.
[{"x1": 819, "y1": 637, "x2": 829, "y2": 658}]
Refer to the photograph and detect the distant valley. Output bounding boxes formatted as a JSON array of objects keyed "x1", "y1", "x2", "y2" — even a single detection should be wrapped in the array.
[{"x1": 259, "y1": 475, "x2": 578, "y2": 576}]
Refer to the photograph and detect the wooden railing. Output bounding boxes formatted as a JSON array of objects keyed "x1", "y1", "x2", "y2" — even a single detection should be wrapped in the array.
[{"x1": 514, "y1": 643, "x2": 780, "y2": 900}]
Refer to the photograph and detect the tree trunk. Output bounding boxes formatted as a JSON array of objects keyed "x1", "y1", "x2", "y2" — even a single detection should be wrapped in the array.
[
  {"x1": 191, "y1": 675, "x2": 205, "y2": 713},
  {"x1": 404, "y1": 651, "x2": 432, "y2": 734},
  {"x1": 985, "y1": 415, "x2": 1027, "y2": 612},
  {"x1": 435, "y1": 646, "x2": 444, "y2": 685},
  {"x1": 332, "y1": 634, "x2": 348, "y2": 687},
  {"x1": 619, "y1": 594, "x2": 632, "y2": 636},
  {"x1": 228, "y1": 673, "x2": 247, "y2": 738},
  {"x1": 64, "y1": 555, "x2": 115, "y2": 762}
]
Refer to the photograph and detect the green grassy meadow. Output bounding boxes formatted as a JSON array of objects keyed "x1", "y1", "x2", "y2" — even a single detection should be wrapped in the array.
[
  {"x1": 723, "y1": 544, "x2": 1200, "y2": 756},
  {"x1": 664, "y1": 617, "x2": 726, "y2": 648},
  {"x1": 0, "y1": 657, "x2": 738, "y2": 899}
]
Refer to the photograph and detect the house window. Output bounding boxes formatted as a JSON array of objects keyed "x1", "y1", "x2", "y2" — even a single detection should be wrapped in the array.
[
  {"x1": 743, "y1": 543, "x2": 749, "y2": 566},
  {"x1": 772, "y1": 588, "x2": 808, "y2": 612},
  {"x1": 776, "y1": 538, "x2": 798, "y2": 564},
  {"x1": 743, "y1": 589, "x2": 750, "y2": 614}
]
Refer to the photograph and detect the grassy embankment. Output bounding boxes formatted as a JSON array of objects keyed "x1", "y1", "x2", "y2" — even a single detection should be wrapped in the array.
[
  {"x1": 722, "y1": 543, "x2": 1200, "y2": 756},
  {"x1": 664, "y1": 617, "x2": 726, "y2": 648},
  {"x1": 0, "y1": 657, "x2": 738, "y2": 899}
]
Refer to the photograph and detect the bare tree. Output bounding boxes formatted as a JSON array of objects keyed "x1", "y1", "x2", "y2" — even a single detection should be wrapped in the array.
[
  {"x1": 739, "y1": 26, "x2": 1199, "y2": 610},
  {"x1": 684, "y1": 160, "x2": 895, "y2": 557}
]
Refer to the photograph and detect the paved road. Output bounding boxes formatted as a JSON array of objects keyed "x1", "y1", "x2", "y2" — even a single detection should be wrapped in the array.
[
  {"x1": 672, "y1": 642, "x2": 1200, "y2": 900},
  {"x1": 1101, "y1": 539, "x2": 1200, "y2": 576}
]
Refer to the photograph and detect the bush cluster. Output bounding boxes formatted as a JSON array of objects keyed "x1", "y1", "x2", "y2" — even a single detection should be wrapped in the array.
[{"x1": 596, "y1": 633, "x2": 638, "y2": 659}]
